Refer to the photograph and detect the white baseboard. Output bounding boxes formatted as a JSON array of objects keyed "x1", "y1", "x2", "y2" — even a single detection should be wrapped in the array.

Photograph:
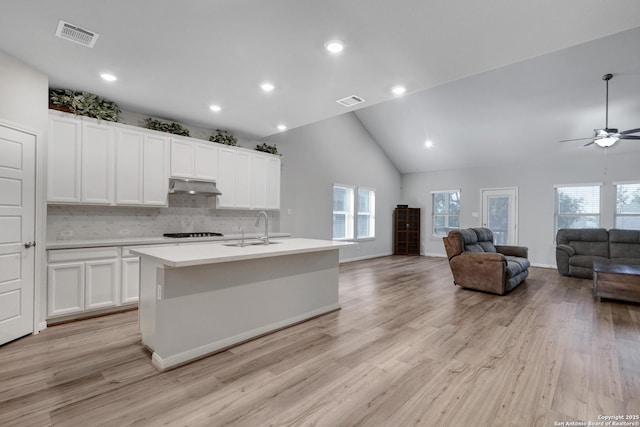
[
  {"x1": 423, "y1": 252, "x2": 447, "y2": 258},
  {"x1": 340, "y1": 251, "x2": 393, "y2": 263},
  {"x1": 531, "y1": 263, "x2": 556, "y2": 269}
]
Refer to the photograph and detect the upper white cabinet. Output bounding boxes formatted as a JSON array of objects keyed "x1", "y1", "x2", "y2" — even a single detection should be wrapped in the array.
[
  {"x1": 81, "y1": 122, "x2": 114, "y2": 204},
  {"x1": 48, "y1": 112, "x2": 169, "y2": 206},
  {"x1": 170, "y1": 138, "x2": 218, "y2": 181},
  {"x1": 266, "y1": 156, "x2": 281, "y2": 210},
  {"x1": 116, "y1": 128, "x2": 169, "y2": 206},
  {"x1": 48, "y1": 111, "x2": 280, "y2": 210},
  {"x1": 217, "y1": 148, "x2": 252, "y2": 209},
  {"x1": 48, "y1": 115, "x2": 82, "y2": 203},
  {"x1": 252, "y1": 153, "x2": 281, "y2": 210},
  {"x1": 218, "y1": 149, "x2": 280, "y2": 210}
]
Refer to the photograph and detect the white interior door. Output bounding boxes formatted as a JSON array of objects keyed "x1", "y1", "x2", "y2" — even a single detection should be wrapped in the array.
[
  {"x1": 481, "y1": 187, "x2": 518, "y2": 245},
  {"x1": 0, "y1": 123, "x2": 35, "y2": 345}
]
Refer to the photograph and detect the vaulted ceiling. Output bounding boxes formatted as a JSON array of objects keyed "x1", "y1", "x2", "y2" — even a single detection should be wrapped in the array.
[{"x1": 1, "y1": 1, "x2": 639, "y2": 173}]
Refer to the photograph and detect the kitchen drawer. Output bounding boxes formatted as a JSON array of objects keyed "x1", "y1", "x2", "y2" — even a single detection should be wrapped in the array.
[{"x1": 48, "y1": 247, "x2": 119, "y2": 263}]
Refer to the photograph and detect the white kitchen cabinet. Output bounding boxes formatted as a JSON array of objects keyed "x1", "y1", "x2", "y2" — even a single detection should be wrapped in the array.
[
  {"x1": 115, "y1": 128, "x2": 144, "y2": 204},
  {"x1": 252, "y1": 154, "x2": 268, "y2": 209},
  {"x1": 217, "y1": 147, "x2": 251, "y2": 209},
  {"x1": 47, "y1": 247, "x2": 120, "y2": 318},
  {"x1": 120, "y1": 256, "x2": 140, "y2": 305},
  {"x1": 116, "y1": 128, "x2": 169, "y2": 206},
  {"x1": 143, "y1": 134, "x2": 170, "y2": 205},
  {"x1": 85, "y1": 259, "x2": 119, "y2": 310},
  {"x1": 48, "y1": 115, "x2": 82, "y2": 203},
  {"x1": 48, "y1": 113, "x2": 116, "y2": 205},
  {"x1": 250, "y1": 153, "x2": 281, "y2": 210},
  {"x1": 81, "y1": 122, "x2": 115, "y2": 204},
  {"x1": 266, "y1": 156, "x2": 281, "y2": 210},
  {"x1": 47, "y1": 262, "x2": 84, "y2": 316},
  {"x1": 170, "y1": 138, "x2": 218, "y2": 181}
]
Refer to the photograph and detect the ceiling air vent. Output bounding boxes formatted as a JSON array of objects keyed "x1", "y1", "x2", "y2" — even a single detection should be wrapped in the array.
[
  {"x1": 337, "y1": 95, "x2": 366, "y2": 107},
  {"x1": 55, "y1": 20, "x2": 100, "y2": 48}
]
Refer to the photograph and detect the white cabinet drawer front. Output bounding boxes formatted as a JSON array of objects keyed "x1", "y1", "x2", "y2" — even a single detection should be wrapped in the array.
[{"x1": 48, "y1": 247, "x2": 119, "y2": 263}]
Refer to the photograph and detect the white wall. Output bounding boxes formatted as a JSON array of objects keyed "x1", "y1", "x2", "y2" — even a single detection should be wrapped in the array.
[
  {"x1": 0, "y1": 50, "x2": 48, "y2": 131},
  {"x1": 264, "y1": 112, "x2": 402, "y2": 261},
  {"x1": 401, "y1": 148, "x2": 640, "y2": 267},
  {"x1": 0, "y1": 50, "x2": 49, "y2": 328}
]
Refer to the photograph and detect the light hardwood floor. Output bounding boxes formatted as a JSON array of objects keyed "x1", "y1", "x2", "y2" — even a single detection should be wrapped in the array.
[{"x1": 2, "y1": 256, "x2": 640, "y2": 426}]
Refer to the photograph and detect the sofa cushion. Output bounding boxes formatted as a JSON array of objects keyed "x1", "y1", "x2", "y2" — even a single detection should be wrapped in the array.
[
  {"x1": 473, "y1": 228, "x2": 497, "y2": 253},
  {"x1": 460, "y1": 229, "x2": 485, "y2": 252},
  {"x1": 556, "y1": 228, "x2": 609, "y2": 257},
  {"x1": 569, "y1": 255, "x2": 610, "y2": 268},
  {"x1": 504, "y1": 256, "x2": 530, "y2": 279},
  {"x1": 609, "y1": 229, "x2": 640, "y2": 259}
]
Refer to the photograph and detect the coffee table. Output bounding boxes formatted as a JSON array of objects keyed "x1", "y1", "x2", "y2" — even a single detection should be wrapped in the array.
[{"x1": 593, "y1": 262, "x2": 640, "y2": 303}]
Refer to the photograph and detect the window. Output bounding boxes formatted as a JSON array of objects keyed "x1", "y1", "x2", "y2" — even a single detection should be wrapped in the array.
[
  {"x1": 357, "y1": 188, "x2": 375, "y2": 239},
  {"x1": 332, "y1": 184, "x2": 375, "y2": 240},
  {"x1": 432, "y1": 190, "x2": 460, "y2": 236},
  {"x1": 554, "y1": 184, "x2": 600, "y2": 233},
  {"x1": 616, "y1": 182, "x2": 640, "y2": 229},
  {"x1": 333, "y1": 185, "x2": 354, "y2": 240}
]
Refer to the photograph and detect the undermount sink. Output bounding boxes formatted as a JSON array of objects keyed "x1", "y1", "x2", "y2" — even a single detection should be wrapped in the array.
[{"x1": 223, "y1": 241, "x2": 282, "y2": 247}]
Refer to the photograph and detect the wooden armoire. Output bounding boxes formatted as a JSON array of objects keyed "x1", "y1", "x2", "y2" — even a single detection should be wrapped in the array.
[{"x1": 394, "y1": 207, "x2": 420, "y2": 255}]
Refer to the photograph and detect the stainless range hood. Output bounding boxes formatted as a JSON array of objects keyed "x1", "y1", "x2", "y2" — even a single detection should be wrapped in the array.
[{"x1": 168, "y1": 178, "x2": 222, "y2": 196}]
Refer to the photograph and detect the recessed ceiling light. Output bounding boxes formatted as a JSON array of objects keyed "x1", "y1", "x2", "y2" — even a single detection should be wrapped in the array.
[
  {"x1": 100, "y1": 73, "x2": 117, "y2": 82},
  {"x1": 209, "y1": 105, "x2": 221, "y2": 112},
  {"x1": 391, "y1": 85, "x2": 406, "y2": 95},
  {"x1": 277, "y1": 124, "x2": 287, "y2": 131},
  {"x1": 424, "y1": 140, "x2": 434, "y2": 148},
  {"x1": 325, "y1": 40, "x2": 344, "y2": 54},
  {"x1": 260, "y1": 82, "x2": 275, "y2": 92}
]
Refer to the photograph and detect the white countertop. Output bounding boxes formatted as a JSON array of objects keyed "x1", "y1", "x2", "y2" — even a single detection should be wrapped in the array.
[
  {"x1": 131, "y1": 238, "x2": 356, "y2": 268},
  {"x1": 46, "y1": 232, "x2": 292, "y2": 250}
]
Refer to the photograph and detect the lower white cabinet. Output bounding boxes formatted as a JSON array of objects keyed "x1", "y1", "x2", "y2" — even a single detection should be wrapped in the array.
[
  {"x1": 121, "y1": 247, "x2": 144, "y2": 305},
  {"x1": 47, "y1": 262, "x2": 84, "y2": 317},
  {"x1": 47, "y1": 247, "x2": 119, "y2": 317},
  {"x1": 47, "y1": 243, "x2": 176, "y2": 320}
]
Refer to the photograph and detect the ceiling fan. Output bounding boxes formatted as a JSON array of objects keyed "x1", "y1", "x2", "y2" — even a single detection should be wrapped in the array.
[{"x1": 561, "y1": 73, "x2": 640, "y2": 147}]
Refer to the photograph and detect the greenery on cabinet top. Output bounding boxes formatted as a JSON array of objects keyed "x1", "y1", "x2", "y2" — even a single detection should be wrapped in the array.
[
  {"x1": 49, "y1": 88, "x2": 280, "y2": 156},
  {"x1": 49, "y1": 89, "x2": 120, "y2": 122}
]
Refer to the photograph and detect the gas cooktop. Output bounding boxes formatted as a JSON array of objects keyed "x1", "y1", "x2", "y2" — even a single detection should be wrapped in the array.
[{"x1": 163, "y1": 232, "x2": 224, "y2": 238}]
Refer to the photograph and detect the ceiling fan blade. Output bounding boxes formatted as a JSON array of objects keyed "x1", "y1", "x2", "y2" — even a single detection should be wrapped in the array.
[
  {"x1": 583, "y1": 140, "x2": 596, "y2": 147},
  {"x1": 560, "y1": 137, "x2": 593, "y2": 142},
  {"x1": 620, "y1": 128, "x2": 640, "y2": 135},
  {"x1": 620, "y1": 135, "x2": 640, "y2": 140}
]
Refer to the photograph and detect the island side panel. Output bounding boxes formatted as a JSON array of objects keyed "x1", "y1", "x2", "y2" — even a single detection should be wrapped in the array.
[
  {"x1": 151, "y1": 249, "x2": 340, "y2": 370},
  {"x1": 138, "y1": 258, "x2": 162, "y2": 351}
]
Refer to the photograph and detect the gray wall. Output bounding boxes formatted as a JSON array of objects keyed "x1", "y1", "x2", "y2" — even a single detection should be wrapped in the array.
[
  {"x1": 0, "y1": 50, "x2": 48, "y2": 132},
  {"x1": 401, "y1": 148, "x2": 640, "y2": 267},
  {"x1": 264, "y1": 112, "x2": 402, "y2": 261}
]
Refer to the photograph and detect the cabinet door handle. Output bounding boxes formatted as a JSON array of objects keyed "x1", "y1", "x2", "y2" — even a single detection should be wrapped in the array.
[{"x1": 23, "y1": 241, "x2": 36, "y2": 249}]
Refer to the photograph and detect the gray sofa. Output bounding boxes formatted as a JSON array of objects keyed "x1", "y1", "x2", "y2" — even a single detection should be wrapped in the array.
[{"x1": 556, "y1": 228, "x2": 640, "y2": 278}]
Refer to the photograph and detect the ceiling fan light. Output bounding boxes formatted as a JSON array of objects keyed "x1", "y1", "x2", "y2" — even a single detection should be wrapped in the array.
[{"x1": 595, "y1": 136, "x2": 618, "y2": 147}]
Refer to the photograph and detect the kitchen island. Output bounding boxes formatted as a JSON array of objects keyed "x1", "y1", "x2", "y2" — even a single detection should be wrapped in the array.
[{"x1": 131, "y1": 238, "x2": 354, "y2": 370}]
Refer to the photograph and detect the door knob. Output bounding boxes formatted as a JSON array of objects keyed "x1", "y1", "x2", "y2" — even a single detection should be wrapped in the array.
[{"x1": 23, "y1": 241, "x2": 36, "y2": 249}]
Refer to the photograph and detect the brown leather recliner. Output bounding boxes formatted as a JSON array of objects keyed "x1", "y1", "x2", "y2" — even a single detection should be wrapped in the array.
[{"x1": 443, "y1": 228, "x2": 530, "y2": 295}]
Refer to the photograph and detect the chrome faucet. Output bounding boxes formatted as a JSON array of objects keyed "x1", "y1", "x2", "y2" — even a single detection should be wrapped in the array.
[
  {"x1": 255, "y1": 211, "x2": 269, "y2": 245},
  {"x1": 238, "y1": 226, "x2": 245, "y2": 247}
]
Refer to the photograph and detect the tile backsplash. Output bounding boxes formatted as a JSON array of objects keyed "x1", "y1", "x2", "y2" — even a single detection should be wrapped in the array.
[{"x1": 47, "y1": 194, "x2": 279, "y2": 241}]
